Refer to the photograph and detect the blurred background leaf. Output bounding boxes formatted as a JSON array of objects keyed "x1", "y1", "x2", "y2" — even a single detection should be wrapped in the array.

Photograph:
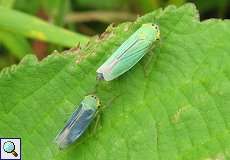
[
  {"x1": 0, "y1": 0, "x2": 15, "y2": 8},
  {"x1": 0, "y1": 30, "x2": 32, "y2": 58},
  {"x1": 0, "y1": 6, "x2": 88, "y2": 47},
  {"x1": 0, "y1": 0, "x2": 230, "y2": 70}
]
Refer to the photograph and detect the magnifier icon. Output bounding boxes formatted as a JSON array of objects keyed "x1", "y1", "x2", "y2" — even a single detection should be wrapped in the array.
[{"x1": 3, "y1": 141, "x2": 18, "y2": 157}]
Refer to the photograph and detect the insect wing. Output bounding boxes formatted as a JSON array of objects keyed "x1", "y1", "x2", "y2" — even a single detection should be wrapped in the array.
[
  {"x1": 96, "y1": 24, "x2": 158, "y2": 81},
  {"x1": 96, "y1": 30, "x2": 141, "y2": 75},
  {"x1": 55, "y1": 104, "x2": 83, "y2": 148},
  {"x1": 68, "y1": 107, "x2": 96, "y2": 141},
  {"x1": 55, "y1": 103, "x2": 96, "y2": 149},
  {"x1": 109, "y1": 39, "x2": 152, "y2": 79},
  {"x1": 98, "y1": 37, "x2": 152, "y2": 81},
  {"x1": 62, "y1": 104, "x2": 83, "y2": 132}
]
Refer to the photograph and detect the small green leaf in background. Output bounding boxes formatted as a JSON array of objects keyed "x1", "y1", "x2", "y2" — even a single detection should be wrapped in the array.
[
  {"x1": 0, "y1": 30, "x2": 33, "y2": 58},
  {"x1": 75, "y1": 0, "x2": 128, "y2": 10},
  {"x1": 0, "y1": 0, "x2": 33, "y2": 66},
  {"x1": 0, "y1": 0, "x2": 15, "y2": 8},
  {"x1": 0, "y1": 6, "x2": 89, "y2": 47},
  {"x1": 0, "y1": 3, "x2": 230, "y2": 160}
]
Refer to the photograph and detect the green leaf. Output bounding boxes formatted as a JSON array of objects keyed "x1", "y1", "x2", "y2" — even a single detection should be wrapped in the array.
[
  {"x1": 0, "y1": 0, "x2": 32, "y2": 59},
  {"x1": 75, "y1": 0, "x2": 127, "y2": 10},
  {"x1": 0, "y1": 30, "x2": 33, "y2": 58},
  {"x1": 0, "y1": 6, "x2": 89, "y2": 47},
  {"x1": 0, "y1": 0, "x2": 15, "y2": 8},
  {"x1": 0, "y1": 3, "x2": 230, "y2": 160}
]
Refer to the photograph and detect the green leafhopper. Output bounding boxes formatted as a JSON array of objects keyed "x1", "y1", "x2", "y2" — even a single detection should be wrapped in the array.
[
  {"x1": 96, "y1": 23, "x2": 160, "y2": 81},
  {"x1": 55, "y1": 95, "x2": 100, "y2": 149}
]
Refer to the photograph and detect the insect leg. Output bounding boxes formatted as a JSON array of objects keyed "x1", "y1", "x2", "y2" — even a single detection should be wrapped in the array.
[
  {"x1": 91, "y1": 95, "x2": 120, "y2": 135},
  {"x1": 100, "y1": 94, "x2": 120, "y2": 111},
  {"x1": 143, "y1": 42, "x2": 160, "y2": 77},
  {"x1": 92, "y1": 111, "x2": 101, "y2": 134}
]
